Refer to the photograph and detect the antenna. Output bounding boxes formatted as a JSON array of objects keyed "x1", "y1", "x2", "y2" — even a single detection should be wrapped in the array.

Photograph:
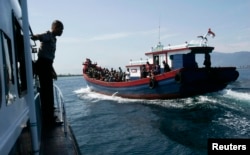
[{"x1": 158, "y1": 16, "x2": 161, "y2": 43}]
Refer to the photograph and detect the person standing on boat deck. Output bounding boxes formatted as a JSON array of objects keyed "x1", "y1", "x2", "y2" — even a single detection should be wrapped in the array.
[
  {"x1": 154, "y1": 63, "x2": 161, "y2": 75},
  {"x1": 163, "y1": 60, "x2": 171, "y2": 72},
  {"x1": 141, "y1": 65, "x2": 147, "y2": 78},
  {"x1": 118, "y1": 67, "x2": 123, "y2": 81},
  {"x1": 125, "y1": 68, "x2": 130, "y2": 81},
  {"x1": 203, "y1": 53, "x2": 211, "y2": 69},
  {"x1": 146, "y1": 61, "x2": 152, "y2": 76},
  {"x1": 31, "y1": 20, "x2": 64, "y2": 126}
]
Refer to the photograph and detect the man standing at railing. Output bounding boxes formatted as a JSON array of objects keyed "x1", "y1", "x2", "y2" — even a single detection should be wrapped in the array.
[{"x1": 31, "y1": 20, "x2": 64, "y2": 127}]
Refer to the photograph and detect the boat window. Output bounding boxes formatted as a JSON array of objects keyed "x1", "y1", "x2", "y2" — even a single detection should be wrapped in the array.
[
  {"x1": 13, "y1": 15, "x2": 27, "y2": 96},
  {"x1": 1, "y1": 31, "x2": 16, "y2": 105}
]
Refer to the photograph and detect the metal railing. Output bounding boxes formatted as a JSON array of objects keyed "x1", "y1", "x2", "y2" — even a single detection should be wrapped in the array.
[
  {"x1": 34, "y1": 83, "x2": 67, "y2": 135},
  {"x1": 53, "y1": 84, "x2": 67, "y2": 135}
]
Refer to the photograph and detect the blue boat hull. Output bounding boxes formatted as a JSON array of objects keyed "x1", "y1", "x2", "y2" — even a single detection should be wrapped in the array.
[{"x1": 83, "y1": 67, "x2": 239, "y2": 99}]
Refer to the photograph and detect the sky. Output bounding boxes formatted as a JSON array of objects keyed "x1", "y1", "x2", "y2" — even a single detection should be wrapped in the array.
[{"x1": 27, "y1": 0, "x2": 250, "y2": 74}]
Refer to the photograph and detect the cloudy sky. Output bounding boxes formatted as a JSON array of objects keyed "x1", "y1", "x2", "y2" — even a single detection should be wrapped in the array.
[{"x1": 28, "y1": 0, "x2": 250, "y2": 74}]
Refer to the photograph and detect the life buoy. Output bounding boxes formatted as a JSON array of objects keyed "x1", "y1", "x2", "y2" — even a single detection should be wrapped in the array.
[{"x1": 149, "y1": 77, "x2": 156, "y2": 89}]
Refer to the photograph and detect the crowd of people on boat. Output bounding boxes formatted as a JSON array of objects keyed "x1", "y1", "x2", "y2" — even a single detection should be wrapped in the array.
[
  {"x1": 140, "y1": 61, "x2": 171, "y2": 78},
  {"x1": 83, "y1": 58, "x2": 171, "y2": 82},
  {"x1": 83, "y1": 58, "x2": 129, "y2": 82}
]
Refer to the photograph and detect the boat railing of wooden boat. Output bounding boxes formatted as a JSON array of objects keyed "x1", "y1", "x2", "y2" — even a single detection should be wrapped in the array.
[{"x1": 129, "y1": 59, "x2": 148, "y2": 65}]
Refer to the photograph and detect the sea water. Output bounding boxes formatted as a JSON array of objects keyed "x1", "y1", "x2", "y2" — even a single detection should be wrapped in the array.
[{"x1": 55, "y1": 69, "x2": 250, "y2": 155}]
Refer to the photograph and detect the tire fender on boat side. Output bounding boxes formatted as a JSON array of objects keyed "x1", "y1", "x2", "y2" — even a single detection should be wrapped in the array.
[
  {"x1": 149, "y1": 77, "x2": 156, "y2": 89},
  {"x1": 175, "y1": 72, "x2": 182, "y2": 83}
]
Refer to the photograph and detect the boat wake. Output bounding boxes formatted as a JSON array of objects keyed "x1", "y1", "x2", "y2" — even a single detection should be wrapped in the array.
[
  {"x1": 222, "y1": 89, "x2": 250, "y2": 102},
  {"x1": 74, "y1": 87, "x2": 250, "y2": 137},
  {"x1": 74, "y1": 87, "x2": 139, "y2": 103},
  {"x1": 73, "y1": 87, "x2": 224, "y2": 109},
  {"x1": 73, "y1": 86, "x2": 249, "y2": 115},
  {"x1": 74, "y1": 87, "x2": 250, "y2": 108}
]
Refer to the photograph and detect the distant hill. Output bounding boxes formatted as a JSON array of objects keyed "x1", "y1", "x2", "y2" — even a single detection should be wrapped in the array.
[{"x1": 196, "y1": 51, "x2": 250, "y2": 68}]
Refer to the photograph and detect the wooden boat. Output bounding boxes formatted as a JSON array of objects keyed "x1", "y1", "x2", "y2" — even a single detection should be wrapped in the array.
[
  {"x1": 82, "y1": 29, "x2": 239, "y2": 99},
  {"x1": 0, "y1": 0, "x2": 80, "y2": 154}
]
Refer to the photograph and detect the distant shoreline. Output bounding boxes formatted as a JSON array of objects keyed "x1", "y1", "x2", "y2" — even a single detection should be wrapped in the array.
[
  {"x1": 58, "y1": 74, "x2": 82, "y2": 77},
  {"x1": 237, "y1": 68, "x2": 250, "y2": 70}
]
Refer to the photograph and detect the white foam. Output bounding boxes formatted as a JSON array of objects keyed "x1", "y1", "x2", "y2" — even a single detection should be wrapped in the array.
[
  {"x1": 74, "y1": 87, "x2": 91, "y2": 94},
  {"x1": 197, "y1": 95, "x2": 218, "y2": 103},
  {"x1": 74, "y1": 87, "x2": 249, "y2": 109},
  {"x1": 73, "y1": 87, "x2": 194, "y2": 109},
  {"x1": 215, "y1": 111, "x2": 250, "y2": 135},
  {"x1": 74, "y1": 87, "x2": 141, "y2": 103},
  {"x1": 223, "y1": 89, "x2": 250, "y2": 101}
]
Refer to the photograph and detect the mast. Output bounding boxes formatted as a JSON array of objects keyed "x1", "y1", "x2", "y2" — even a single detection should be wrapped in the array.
[
  {"x1": 158, "y1": 16, "x2": 161, "y2": 44},
  {"x1": 198, "y1": 28, "x2": 216, "y2": 46}
]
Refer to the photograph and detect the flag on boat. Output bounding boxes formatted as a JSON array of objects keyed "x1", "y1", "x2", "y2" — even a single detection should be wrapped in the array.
[{"x1": 208, "y1": 28, "x2": 215, "y2": 37}]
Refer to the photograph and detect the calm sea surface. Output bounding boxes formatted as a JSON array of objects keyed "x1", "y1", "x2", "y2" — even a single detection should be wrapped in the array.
[{"x1": 55, "y1": 69, "x2": 250, "y2": 155}]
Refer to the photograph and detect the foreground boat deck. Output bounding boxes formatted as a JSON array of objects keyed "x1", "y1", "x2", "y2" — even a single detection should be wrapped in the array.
[
  {"x1": 17, "y1": 123, "x2": 81, "y2": 155},
  {"x1": 40, "y1": 124, "x2": 81, "y2": 155}
]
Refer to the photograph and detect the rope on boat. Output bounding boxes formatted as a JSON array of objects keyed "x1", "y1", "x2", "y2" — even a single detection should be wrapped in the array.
[{"x1": 112, "y1": 92, "x2": 118, "y2": 96}]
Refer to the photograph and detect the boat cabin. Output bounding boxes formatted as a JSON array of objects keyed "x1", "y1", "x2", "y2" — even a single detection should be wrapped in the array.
[{"x1": 126, "y1": 40, "x2": 214, "y2": 80}]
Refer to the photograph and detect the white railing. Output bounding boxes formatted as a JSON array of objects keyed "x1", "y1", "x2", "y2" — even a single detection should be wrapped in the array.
[
  {"x1": 31, "y1": 83, "x2": 67, "y2": 154},
  {"x1": 53, "y1": 84, "x2": 67, "y2": 135},
  {"x1": 154, "y1": 40, "x2": 208, "y2": 51},
  {"x1": 129, "y1": 59, "x2": 148, "y2": 65},
  {"x1": 33, "y1": 92, "x2": 42, "y2": 146}
]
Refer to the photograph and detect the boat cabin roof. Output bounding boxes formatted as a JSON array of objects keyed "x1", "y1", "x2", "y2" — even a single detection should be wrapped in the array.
[{"x1": 145, "y1": 42, "x2": 214, "y2": 56}]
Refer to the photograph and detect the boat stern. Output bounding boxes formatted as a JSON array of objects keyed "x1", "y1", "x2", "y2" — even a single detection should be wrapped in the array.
[{"x1": 175, "y1": 67, "x2": 239, "y2": 96}]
